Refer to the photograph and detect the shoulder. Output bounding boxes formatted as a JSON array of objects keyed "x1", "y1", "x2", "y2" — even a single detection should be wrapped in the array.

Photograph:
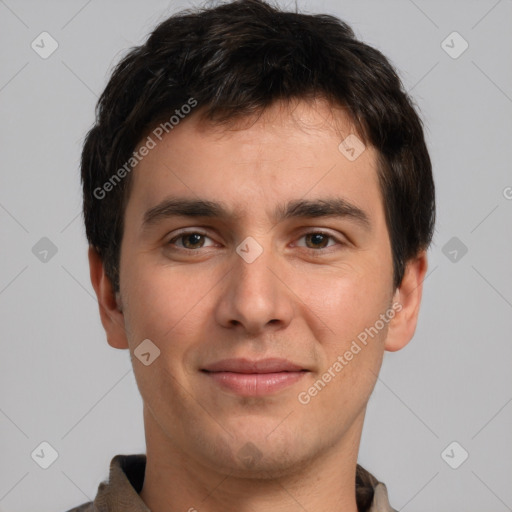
[{"x1": 64, "y1": 501, "x2": 94, "y2": 512}]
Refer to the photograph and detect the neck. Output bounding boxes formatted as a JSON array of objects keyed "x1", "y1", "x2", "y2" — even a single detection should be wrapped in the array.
[{"x1": 139, "y1": 406, "x2": 366, "y2": 512}]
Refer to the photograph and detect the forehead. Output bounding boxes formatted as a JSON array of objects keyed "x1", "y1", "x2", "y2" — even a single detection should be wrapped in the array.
[{"x1": 126, "y1": 98, "x2": 384, "y2": 228}]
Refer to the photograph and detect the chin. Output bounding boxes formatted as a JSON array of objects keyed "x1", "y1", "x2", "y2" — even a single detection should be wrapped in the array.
[{"x1": 197, "y1": 427, "x2": 314, "y2": 480}]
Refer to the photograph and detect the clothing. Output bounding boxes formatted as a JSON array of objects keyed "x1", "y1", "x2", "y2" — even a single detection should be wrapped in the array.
[{"x1": 66, "y1": 454, "x2": 397, "y2": 512}]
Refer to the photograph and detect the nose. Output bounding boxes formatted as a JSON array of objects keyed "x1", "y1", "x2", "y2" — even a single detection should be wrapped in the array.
[{"x1": 214, "y1": 240, "x2": 294, "y2": 336}]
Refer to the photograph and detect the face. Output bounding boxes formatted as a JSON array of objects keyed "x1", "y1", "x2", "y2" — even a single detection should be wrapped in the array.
[{"x1": 101, "y1": 98, "x2": 417, "y2": 478}]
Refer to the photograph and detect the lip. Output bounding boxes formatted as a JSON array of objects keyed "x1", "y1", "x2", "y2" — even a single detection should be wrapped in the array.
[
  {"x1": 201, "y1": 358, "x2": 309, "y2": 396},
  {"x1": 203, "y1": 358, "x2": 305, "y2": 373}
]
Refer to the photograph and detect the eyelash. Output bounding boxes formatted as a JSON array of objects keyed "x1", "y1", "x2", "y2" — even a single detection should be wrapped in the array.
[{"x1": 166, "y1": 229, "x2": 345, "y2": 253}]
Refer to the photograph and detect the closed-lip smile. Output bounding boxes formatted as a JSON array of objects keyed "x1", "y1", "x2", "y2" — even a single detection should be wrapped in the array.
[{"x1": 201, "y1": 358, "x2": 309, "y2": 396}]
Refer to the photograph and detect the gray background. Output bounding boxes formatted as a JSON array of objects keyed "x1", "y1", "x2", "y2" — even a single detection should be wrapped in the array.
[{"x1": 0, "y1": 0, "x2": 511, "y2": 511}]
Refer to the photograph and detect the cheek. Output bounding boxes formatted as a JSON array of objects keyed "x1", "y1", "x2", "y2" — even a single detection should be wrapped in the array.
[
  {"x1": 121, "y1": 259, "x2": 216, "y2": 352},
  {"x1": 301, "y1": 286, "x2": 387, "y2": 416},
  {"x1": 120, "y1": 221, "x2": 189, "y2": 318},
  {"x1": 303, "y1": 271, "x2": 390, "y2": 407},
  {"x1": 306, "y1": 265, "x2": 391, "y2": 340},
  {"x1": 122, "y1": 263, "x2": 206, "y2": 408}
]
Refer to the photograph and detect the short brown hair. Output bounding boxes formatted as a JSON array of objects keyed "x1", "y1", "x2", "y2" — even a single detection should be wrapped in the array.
[{"x1": 81, "y1": 0, "x2": 435, "y2": 293}]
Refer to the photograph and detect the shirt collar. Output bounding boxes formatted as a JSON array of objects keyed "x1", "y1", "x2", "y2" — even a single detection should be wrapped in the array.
[{"x1": 86, "y1": 453, "x2": 397, "y2": 512}]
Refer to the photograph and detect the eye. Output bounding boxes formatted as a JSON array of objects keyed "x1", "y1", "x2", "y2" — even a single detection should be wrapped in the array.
[
  {"x1": 166, "y1": 229, "x2": 345, "y2": 253},
  {"x1": 295, "y1": 231, "x2": 343, "y2": 250},
  {"x1": 167, "y1": 231, "x2": 216, "y2": 250}
]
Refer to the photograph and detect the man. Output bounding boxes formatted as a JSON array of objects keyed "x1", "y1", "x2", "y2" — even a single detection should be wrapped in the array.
[{"x1": 70, "y1": 0, "x2": 435, "y2": 510}]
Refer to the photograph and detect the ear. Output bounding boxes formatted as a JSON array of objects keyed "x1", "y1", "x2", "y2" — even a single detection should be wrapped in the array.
[
  {"x1": 88, "y1": 246, "x2": 129, "y2": 350},
  {"x1": 384, "y1": 250, "x2": 429, "y2": 352}
]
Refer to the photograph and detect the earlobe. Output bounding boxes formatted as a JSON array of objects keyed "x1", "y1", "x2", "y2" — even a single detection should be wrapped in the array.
[
  {"x1": 88, "y1": 246, "x2": 129, "y2": 350},
  {"x1": 384, "y1": 251, "x2": 429, "y2": 352}
]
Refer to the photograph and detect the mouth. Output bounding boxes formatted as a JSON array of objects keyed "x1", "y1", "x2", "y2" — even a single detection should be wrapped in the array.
[{"x1": 201, "y1": 358, "x2": 309, "y2": 396}]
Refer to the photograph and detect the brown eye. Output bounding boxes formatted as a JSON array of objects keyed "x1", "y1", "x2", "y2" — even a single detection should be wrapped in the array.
[
  {"x1": 296, "y1": 231, "x2": 340, "y2": 250},
  {"x1": 304, "y1": 233, "x2": 331, "y2": 249},
  {"x1": 168, "y1": 231, "x2": 214, "y2": 250},
  {"x1": 180, "y1": 233, "x2": 205, "y2": 249}
]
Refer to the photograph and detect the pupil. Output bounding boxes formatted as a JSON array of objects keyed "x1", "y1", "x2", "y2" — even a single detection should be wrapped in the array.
[
  {"x1": 309, "y1": 234, "x2": 326, "y2": 248},
  {"x1": 185, "y1": 234, "x2": 202, "y2": 248}
]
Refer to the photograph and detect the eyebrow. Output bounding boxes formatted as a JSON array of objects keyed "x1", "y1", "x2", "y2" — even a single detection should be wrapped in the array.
[{"x1": 141, "y1": 197, "x2": 372, "y2": 231}]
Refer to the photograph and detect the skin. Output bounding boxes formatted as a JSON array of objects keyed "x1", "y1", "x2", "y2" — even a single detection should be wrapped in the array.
[{"x1": 89, "y1": 98, "x2": 428, "y2": 512}]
